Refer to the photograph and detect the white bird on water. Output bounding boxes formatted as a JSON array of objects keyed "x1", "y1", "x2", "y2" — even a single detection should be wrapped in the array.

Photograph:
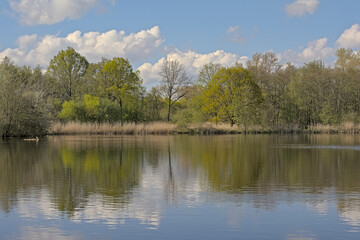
[{"x1": 24, "y1": 136, "x2": 39, "y2": 142}]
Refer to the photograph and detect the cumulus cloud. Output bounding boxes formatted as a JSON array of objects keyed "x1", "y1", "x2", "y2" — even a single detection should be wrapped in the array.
[
  {"x1": 226, "y1": 26, "x2": 246, "y2": 43},
  {"x1": 138, "y1": 50, "x2": 248, "y2": 86},
  {"x1": 336, "y1": 24, "x2": 360, "y2": 48},
  {"x1": 8, "y1": 0, "x2": 108, "y2": 25},
  {"x1": 279, "y1": 38, "x2": 334, "y2": 65},
  {"x1": 0, "y1": 26, "x2": 164, "y2": 67},
  {"x1": 285, "y1": 0, "x2": 319, "y2": 17}
]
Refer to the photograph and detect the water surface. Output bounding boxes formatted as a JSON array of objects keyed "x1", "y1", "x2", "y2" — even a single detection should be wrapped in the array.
[{"x1": 1, "y1": 134, "x2": 360, "y2": 239}]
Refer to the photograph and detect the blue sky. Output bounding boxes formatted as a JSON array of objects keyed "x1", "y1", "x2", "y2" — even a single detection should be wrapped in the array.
[{"x1": 1, "y1": 0, "x2": 360, "y2": 85}]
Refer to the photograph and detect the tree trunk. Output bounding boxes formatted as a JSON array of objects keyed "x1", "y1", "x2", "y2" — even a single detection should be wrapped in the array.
[
  {"x1": 167, "y1": 99, "x2": 171, "y2": 122},
  {"x1": 119, "y1": 98, "x2": 123, "y2": 125}
]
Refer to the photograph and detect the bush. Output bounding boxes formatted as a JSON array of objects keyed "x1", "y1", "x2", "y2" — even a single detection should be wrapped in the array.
[{"x1": 0, "y1": 58, "x2": 50, "y2": 137}]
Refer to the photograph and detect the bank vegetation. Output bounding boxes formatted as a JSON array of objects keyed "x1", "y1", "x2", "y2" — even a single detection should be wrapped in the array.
[{"x1": 1, "y1": 47, "x2": 360, "y2": 137}]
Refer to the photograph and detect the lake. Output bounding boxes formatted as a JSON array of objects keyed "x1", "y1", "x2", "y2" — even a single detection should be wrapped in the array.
[{"x1": 1, "y1": 134, "x2": 360, "y2": 239}]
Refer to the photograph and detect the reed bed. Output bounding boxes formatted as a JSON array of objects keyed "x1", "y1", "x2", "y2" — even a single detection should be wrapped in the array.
[
  {"x1": 308, "y1": 122, "x2": 360, "y2": 134},
  {"x1": 51, "y1": 121, "x2": 244, "y2": 135},
  {"x1": 50, "y1": 122, "x2": 177, "y2": 135},
  {"x1": 188, "y1": 123, "x2": 303, "y2": 134},
  {"x1": 49, "y1": 121, "x2": 360, "y2": 135},
  {"x1": 190, "y1": 122, "x2": 360, "y2": 134},
  {"x1": 188, "y1": 122, "x2": 240, "y2": 134}
]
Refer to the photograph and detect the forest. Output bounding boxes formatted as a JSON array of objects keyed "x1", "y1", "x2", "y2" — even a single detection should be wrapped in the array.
[{"x1": 0, "y1": 47, "x2": 360, "y2": 137}]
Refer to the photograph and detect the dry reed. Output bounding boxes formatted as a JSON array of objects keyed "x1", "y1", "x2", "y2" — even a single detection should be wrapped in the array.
[
  {"x1": 49, "y1": 121, "x2": 177, "y2": 135},
  {"x1": 49, "y1": 121, "x2": 360, "y2": 135},
  {"x1": 309, "y1": 122, "x2": 360, "y2": 134},
  {"x1": 188, "y1": 122, "x2": 239, "y2": 134}
]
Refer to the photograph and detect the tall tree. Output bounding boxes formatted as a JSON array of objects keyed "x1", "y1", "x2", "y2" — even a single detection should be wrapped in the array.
[
  {"x1": 201, "y1": 65, "x2": 262, "y2": 126},
  {"x1": 334, "y1": 48, "x2": 360, "y2": 121},
  {"x1": 197, "y1": 63, "x2": 222, "y2": 87},
  {"x1": 47, "y1": 47, "x2": 89, "y2": 101},
  {"x1": 247, "y1": 53, "x2": 294, "y2": 126},
  {"x1": 160, "y1": 60, "x2": 191, "y2": 121},
  {"x1": 96, "y1": 57, "x2": 144, "y2": 123},
  {"x1": 335, "y1": 48, "x2": 360, "y2": 71},
  {"x1": 288, "y1": 60, "x2": 331, "y2": 126}
]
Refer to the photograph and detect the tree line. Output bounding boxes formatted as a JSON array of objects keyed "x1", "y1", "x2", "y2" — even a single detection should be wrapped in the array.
[{"x1": 0, "y1": 47, "x2": 360, "y2": 137}]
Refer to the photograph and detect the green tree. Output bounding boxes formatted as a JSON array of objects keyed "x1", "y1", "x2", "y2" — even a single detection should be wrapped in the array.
[
  {"x1": 334, "y1": 48, "x2": 360, "y2": 122},
  {"x1": 58, "y1": 94, "x2": 125, "y2": 123},
  {"x1": 58, "y1": 100, "x2": 78, "y2": 121},
  {"x1": 47, "y1": 47, "x2": 89, "y2": 101},
  {"x1": 336, "y1": 48, "x2": 360, "y2": 71},
  {"x1": 247, "y1": 53, "x2": 293, "y2": 126},
  {"x1": 288, "y1": 60, "x2": 332, "y2": 127},
  {"x1": 0, "y1": 58, "x2": 50, "y2": 137},
  {"x1": 172, "y1": 85, "x2": 207, "y2": 127},
  {"x1": 82, "y1": 58, "x2": 108, "y2": 96},
  {"x1": 197, "y1": 63, "x2": 222, "y2": 87},
  {"x1": 96, "y1": 57, "x2": 144, "y2": 123},
  {"x1": 201, "y1": 66, "x2": 262, "y2": 126},
  {"x1": 144, "y1": 87, "x2": 164, "y2": 121}
]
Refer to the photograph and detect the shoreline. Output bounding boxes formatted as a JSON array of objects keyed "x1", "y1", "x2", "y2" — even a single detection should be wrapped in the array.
[
  {"x1": 4, "y1": 122, "x2": 360, "y2": 139},
  {"x1": 47, "y1": 121, "x2": 360, "y2": 136}
]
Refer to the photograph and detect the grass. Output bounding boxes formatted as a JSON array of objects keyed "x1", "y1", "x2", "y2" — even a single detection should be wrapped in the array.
[{"x1": 49, "y1": 121, "x2": 360, "y2": 136}]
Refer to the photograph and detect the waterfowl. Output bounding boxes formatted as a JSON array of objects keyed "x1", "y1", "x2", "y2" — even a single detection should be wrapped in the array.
[{"x1": 24, "y1": 136, "x2": 39, "y2": 142}]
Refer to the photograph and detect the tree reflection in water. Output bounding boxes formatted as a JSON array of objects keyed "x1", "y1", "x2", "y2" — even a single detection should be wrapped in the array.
[{"x1": 1, "y1": 134, "x2": 360, "y2": 231}]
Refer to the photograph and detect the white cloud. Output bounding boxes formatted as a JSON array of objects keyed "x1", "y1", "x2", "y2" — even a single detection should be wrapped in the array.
[
  {"x1": 0, "y1": 26, "x2": 164, "y2": 67},
  {"x1": 285, "y1": 0, "x2": 319, "y2": 17},
  {"x1": 138, "y1": 50, "x2": 248, "y2": 86},
  {"x1": 17, "y1": 34, "x2": 38, "y2": 49},
  {"x1": 8, "y1": 0, "x2": 107, "y2": 25},
  {"x1": 279, "y1": 38, "x2": 334, "y2": 65},
  {"x1": 226, "y1": 26, "x2": 246, "y2": 43},
  {"x1": 336, "y1": 24, "x2": 360, "y2": 48}
]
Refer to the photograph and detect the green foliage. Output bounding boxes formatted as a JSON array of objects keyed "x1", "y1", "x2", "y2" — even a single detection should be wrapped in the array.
[
  {"x1": 47, "y1": 47, "x2": 89, "y2": 101},
  {"x1": 336, "y1": 48, "x2": 360, "y2": 70},
  {"x1": 288, "y1": 61, "x2": 332, "y2": 127},
  {"x1": 0, "y1": 58, "x2": 50, "y2": 137},
  {"x1": 4, "y1": 46, "x2": 360, "y2": 136},
  {"x1": 84, "y1": 94, "x2": 100, "y2": 121},
  {"x1": 58, "y1": 100, "x2": 78, "y2": 121},
  {"x1": 58, "y1": 94, "x2": 138, "y2": 123},
  {"x1": 201, "y1": 65, "x2": 263, "y2": 125},
  {"x1": 197, "y1": 63, "x2": 222, "y2": 87},
  {"x1": 173, "y1": 86, "x2": 208, "y2": 125},
  {"x1": 247, "y1": 53, "x2": 295, "y2": 126},
  {"x1": 143, "y1": 87, "x2": 164, "y2": 121},
  {"x1": 88, "y1": 57, "x2": 144, "y2": 123}
]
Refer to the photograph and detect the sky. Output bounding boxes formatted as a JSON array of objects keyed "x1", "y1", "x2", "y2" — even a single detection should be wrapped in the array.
[{"x1": 0, "y1": 0, "x2": 360, "y2": 86}]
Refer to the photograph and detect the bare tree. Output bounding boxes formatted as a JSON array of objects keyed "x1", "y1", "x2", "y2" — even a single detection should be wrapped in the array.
[{"x1": 160, "y1": 60, "x2": 191, "y2": 121}]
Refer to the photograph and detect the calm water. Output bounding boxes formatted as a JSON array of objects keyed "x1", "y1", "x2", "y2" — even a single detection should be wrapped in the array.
[{"x1": 1, "y1": 135, "x2": 360, "y2": 239}]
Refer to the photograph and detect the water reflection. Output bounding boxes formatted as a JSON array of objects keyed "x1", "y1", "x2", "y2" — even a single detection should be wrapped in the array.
[
  {"x1": 338, "y1": 196, "x2": 360, "y2": 228},
  {"x1": 286, "y1": 231, "x2": 317, "y2": 240},
  {"x1": 14, "y1": 226, "x2": 83, "y2": 240},
  {"x1": 1, "y1": 135, "x2": 360, "y2": 238}
]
